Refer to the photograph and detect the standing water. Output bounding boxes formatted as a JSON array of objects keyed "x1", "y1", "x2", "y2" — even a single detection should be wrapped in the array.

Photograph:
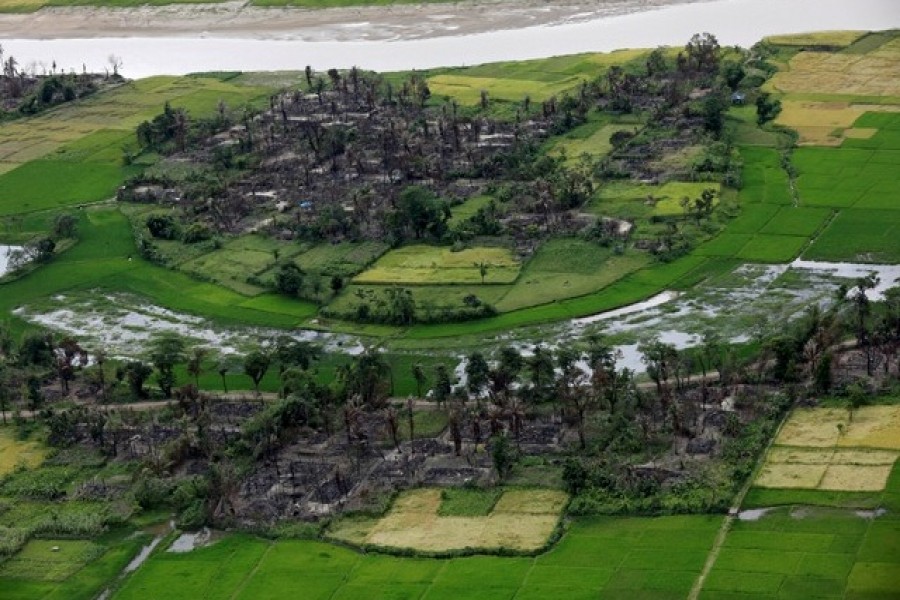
[{"x1": 0, "y1": 245, "x2": 23, "y2": 278}]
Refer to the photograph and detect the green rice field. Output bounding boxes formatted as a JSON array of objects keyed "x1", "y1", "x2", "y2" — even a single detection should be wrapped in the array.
[
  {"x1": 112, "y1": 515, "x2": 723, "y2": 600},
  {"x1": 701, "y1": 461, "x2": 900, "y2": 600}
]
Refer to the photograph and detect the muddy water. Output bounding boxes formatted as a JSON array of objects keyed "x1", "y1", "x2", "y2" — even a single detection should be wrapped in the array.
[{"x1": 2, "y1": 0, "x2": 897, "y2": 77}]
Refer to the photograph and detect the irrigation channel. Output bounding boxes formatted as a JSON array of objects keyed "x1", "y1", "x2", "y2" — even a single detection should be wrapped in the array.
[
  {"x1": 13, "y1": 259, "x2": 900, "y2": 378},
  {"x1": 2, "y1": 0, "x2": 898, "y2": 77}
]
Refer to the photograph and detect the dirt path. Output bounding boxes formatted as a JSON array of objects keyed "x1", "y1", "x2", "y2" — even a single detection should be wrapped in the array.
[{"x1": 0, "y1": 0, "x2": 701, "y2": 40}]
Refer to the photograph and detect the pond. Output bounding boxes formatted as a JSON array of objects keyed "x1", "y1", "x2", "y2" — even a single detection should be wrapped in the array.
[{"x1": 1, "y1": 0, "x2": 896, "y2": 77}]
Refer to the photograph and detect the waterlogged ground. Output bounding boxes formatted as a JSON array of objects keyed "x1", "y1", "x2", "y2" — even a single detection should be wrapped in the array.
[
  {"x1": 0, "y1": 245, "x2": 22, "y2": 278},
  {"x1": 12, "y1": 260, "x2": 900, "y2": 373},
  {"x1": 12, "y1": 292, "x2": 365, "y2": 359},
  {"x1": 472, "y1": 259, "x2": 900, "y2": 374}
]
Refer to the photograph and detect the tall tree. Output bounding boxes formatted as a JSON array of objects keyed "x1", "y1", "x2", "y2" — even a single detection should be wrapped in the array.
[
  {"x1": 150, "y1": 334, "x2": 186, "y2": 398},
  {"x1": 187, "y1": 347, "x2": 207, "y2": 388},
  {"x1": 338, "y1": 348, "x2": 391, "y2": 408},
  {"x1": 433, "y1": 364, "x2": 452, "y2": 408},
  {"x1": 465, "y1": 351, "x2": 490, "y2": 401},
  {"x1": 411, "y1": 362, "x2": 427, "y2": 398},
  {"x1": 244, "y1": 350, "x2": 271, "y2": 394}
]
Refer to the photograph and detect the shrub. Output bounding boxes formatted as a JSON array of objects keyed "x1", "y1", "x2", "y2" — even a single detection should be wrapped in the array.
[
  {"x1": 146, "y1": 215, "x2": 180, "y2": 240},
  {"x1": 0, "y1": 527, "x2": 27, "y2": 558},
  {"x1": 177, "y1": 499, "x2": 208, "y2": 530},
  {"x1": 133, "y1": 476, "x2": 171, "y2": 510},
  {"x1": 182, "y1": 223, "x2": 212, "y2": 244}
]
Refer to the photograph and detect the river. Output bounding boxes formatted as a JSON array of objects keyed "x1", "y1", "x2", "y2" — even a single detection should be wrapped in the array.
[{"x1": 1, "y1": 0, "x2": 897, "y2": 77}]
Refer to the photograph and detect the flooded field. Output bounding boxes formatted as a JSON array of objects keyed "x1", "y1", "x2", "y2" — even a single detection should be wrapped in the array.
[
  {"x1": 12, "y1": 292, "x2": 365, "y2": 360},
  {"x1": 14, "y1": 259, "x2": 899, "y2": 375}
]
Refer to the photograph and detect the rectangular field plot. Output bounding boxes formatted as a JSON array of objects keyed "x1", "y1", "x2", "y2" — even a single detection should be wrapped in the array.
[
  {"x1": 735, "y1": 234, "x2": 807, "y2": 262},
  {"x1": 354, "y1": 245, "x2": 520, "y2": 285},
  {"x1": 700, "y1": 507, "x2": 878, "y2": 600},
  {"x1": 115, "y1": 514, "x2": 722, "y2": 600},
  {"x1": 726, "y1": 204, "x2": 780, "y2": 234},
  {"x1": 694, "y1": 233, "x2": 753, "y2": 257},
  {"x1": 339, "y1": 488, "x2": 567, "y2": 553},
  {"x1": 754, "y1": 406, "x2": 900, "y2": 493},
  {"x1": 0, "y1": 539, "x2": 102, "y2": 582},
  {"x1": 494, "y1": 242, "x2": 650, "y2": 312},
  {"x1": 760, "y1": 207, "x2": 832, "y2": 236},
  {"x1": 767, "y1": 38, "x2": 900, "y2": 97},
  {"x1": 739, "y1": 147, "x2": 793, "y2": 205},
  {"x1": 803, "y1": 208, "x2": 900, "y2": 262},
  {"x1": 294, "y1": 241, "x2": 389, "y2": 277},
  {"x1": 819, "y1": 464, "x2": 893, "y2": 491},
  {"x1": 427, "y1": 74, "x2": 579, "y2": 104},
  {"x1": 766, "y1": 31, "x2": 866, "y2": 47}
]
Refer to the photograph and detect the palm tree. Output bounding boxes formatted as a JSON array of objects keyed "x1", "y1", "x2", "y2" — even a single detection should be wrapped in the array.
[{"x1": 474, "y1": 261, "x2": 489, "y2": 284}]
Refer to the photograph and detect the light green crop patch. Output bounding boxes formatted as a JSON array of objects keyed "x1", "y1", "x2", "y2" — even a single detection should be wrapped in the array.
[
  {"x1": 0, "y1": 539, "x2": 104, "y2": 582},
  {"x1": 355, "y1": 245, "x2": 521, "y2": 285}
]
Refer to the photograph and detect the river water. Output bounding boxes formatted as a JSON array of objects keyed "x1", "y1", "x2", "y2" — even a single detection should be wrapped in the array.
[{"x1": 1, "y1": 0, "x2": 897, "y2": 77}]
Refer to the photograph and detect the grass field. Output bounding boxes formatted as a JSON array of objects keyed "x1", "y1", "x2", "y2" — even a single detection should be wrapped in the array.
[
  {"x1": 428, "y1": 50, "x2": 646, "y2": 106},
  {"x1": 550, "y1": 119, "x2": 641, "y2": 164},
  {"x1": 448, "y1": 195, "x2": 494, "y2": 228},
  {"x1": 115, "y1": 513, "x2": 723, "y2": 600},
  {"x1": 494, "y1": 239, "x2": 650, "y2": 311},
  {"x1": 354, "y1": 245, "x2": 521, "y2": 285}
]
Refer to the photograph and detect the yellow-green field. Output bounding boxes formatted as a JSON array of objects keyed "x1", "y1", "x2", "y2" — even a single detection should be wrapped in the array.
[
  {"x1": 775, "y1": 101, "x2": 900, "y2": 145},
  {"x1": 0, "y1": 427, "x2": 46, "y2": 475},
  {"x1": 767, "y1": 37, "x2": 900, "y2": 99},
  {"x1": 765, "y1": 30, "x2": 867, "y2": 47},
  {"x1": 354, "y1": 245, "x2": 521, "y2": 285},
  {"x1": 329, "y1": 488, "x2": 567, "y2": 552},
  {"x1": 550, "y1": 123, "x2": 640, "y2": 163},
  {"x1": 754, "y1": 406, "x2": 900, "y2": 492}
]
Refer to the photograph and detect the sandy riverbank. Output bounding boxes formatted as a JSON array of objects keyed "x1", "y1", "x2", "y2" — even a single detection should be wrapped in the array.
[{"x1": 0, "y1": 0, "x2": 705, "y2": 40}]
